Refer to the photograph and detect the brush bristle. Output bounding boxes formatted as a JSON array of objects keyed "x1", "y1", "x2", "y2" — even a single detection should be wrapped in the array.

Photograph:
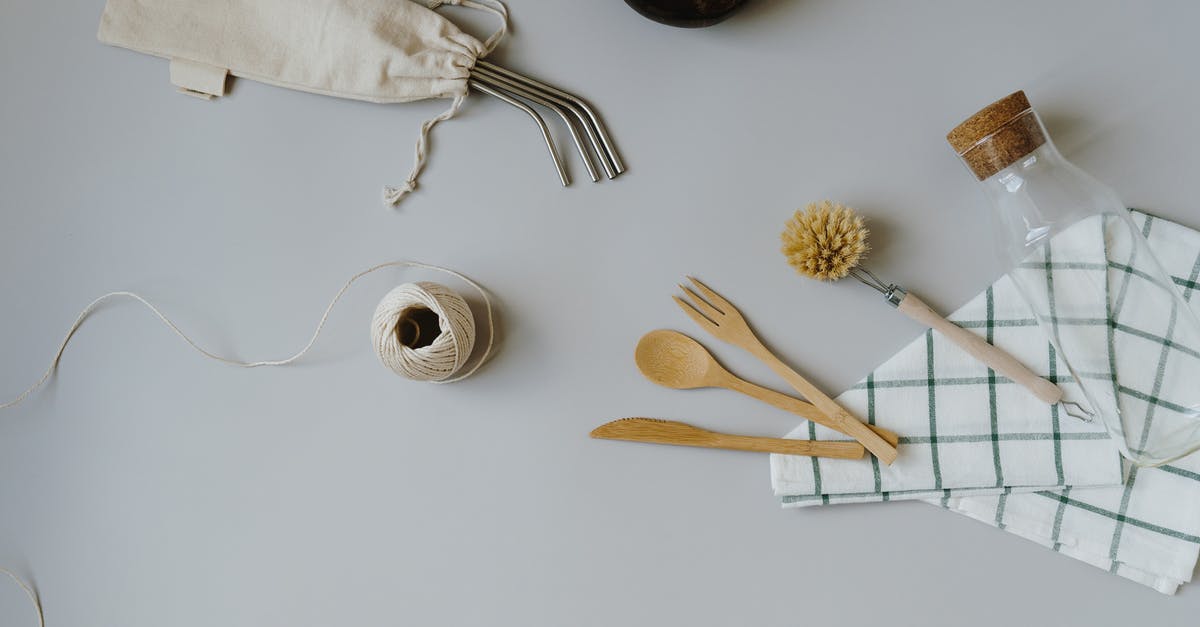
[{"x1": 780, "y1": 200, "x2": 869, "y2": 281}]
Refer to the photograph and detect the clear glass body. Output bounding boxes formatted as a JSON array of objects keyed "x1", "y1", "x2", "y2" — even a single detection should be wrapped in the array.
[{"x1": 970, "y1": 112, "x2": 1200, "y2": 466}]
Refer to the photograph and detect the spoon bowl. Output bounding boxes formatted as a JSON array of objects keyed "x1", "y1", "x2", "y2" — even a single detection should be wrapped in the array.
[
  {"x1": 634, "y1": 329, "x2": 724, "y2": 389},
  {"x1": 633, "y1": 329, "x2": 903, "y2": 452}
]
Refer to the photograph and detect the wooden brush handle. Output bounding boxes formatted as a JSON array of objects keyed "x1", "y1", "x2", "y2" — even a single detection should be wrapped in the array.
[
  {"x1": 726, "y1": 377, "x2": 900, "y2": 446},
  {"x1": 897, "y1": 292, "x2": 1063, "y2": 405},
  {"x1": 709, "y1": 434, "x2": 865, "y2": 459}
]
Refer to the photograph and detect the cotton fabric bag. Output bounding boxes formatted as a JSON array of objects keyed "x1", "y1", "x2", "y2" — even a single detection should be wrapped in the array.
[{"x1": 97, "y1": 0, "x2": 507, "y2": 205}]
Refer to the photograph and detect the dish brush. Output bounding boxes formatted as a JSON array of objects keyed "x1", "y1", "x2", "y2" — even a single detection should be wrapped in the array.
[{"x1": 781, "y1": 200, "x2": 1092, "y2": 421}]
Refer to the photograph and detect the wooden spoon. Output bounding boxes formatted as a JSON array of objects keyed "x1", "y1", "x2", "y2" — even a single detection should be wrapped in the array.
[{"x1": 635, "y1": 330, "x2": 899, "y2": 448}]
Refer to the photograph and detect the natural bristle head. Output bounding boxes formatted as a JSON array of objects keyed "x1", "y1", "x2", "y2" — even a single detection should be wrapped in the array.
[{"x1": 780, "y1": 200, "x2": 869, "y2": 281}]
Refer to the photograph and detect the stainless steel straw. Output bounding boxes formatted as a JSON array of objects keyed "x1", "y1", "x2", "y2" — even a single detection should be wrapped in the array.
[
  {"x1": 472, "y1": 67, "x2": 602, "y2": 181},
  {"x1": 468, "y1": 80, "x2": 569, "y2": 187},
  {"x1": 477, "y1": 61, "x2": 625, "y2": 176},
  {"x1": 473, "y1": 68, "x2": 600, "y2": 182},
  {"x1": 468, "y1": 62, "x2": 625, "y2": 187}
]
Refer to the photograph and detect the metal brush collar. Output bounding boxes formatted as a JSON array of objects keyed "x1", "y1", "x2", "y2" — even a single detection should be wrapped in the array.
[{"x1": 849, "y1": 267, "x2": 907, "y2": 307}]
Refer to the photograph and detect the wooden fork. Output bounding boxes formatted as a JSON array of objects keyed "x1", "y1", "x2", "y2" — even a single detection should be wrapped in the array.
[{"x1": 674, "y1": 277, "x2": 900, "y2": 465}]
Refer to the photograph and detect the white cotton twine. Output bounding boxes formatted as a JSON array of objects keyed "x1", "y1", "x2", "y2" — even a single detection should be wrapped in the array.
[
  {"x1": 0, "y1": 262, "x2": 492, "y2": 624},
  {"x1": 371, "y1": 281, "x2": 479, "y2": 382},
  {"x1": 0, "y1": 261, "x2": 494, "y2": 413},
  {"x1": 0, "y1": 568, "x2": 43, "y2": 627}
]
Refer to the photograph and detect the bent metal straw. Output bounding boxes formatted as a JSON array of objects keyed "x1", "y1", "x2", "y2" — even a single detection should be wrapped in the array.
[{"x1": 97, "y1": 0, "x2": 623, "y2": 206}]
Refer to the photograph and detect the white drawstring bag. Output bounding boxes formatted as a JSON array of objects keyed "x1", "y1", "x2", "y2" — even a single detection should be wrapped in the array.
[{"x1": 97, "y1": 0, "x2": 508, "y2": 206}]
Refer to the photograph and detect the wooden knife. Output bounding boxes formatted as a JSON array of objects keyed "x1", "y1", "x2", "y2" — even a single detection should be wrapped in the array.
[{"x1": 590, "y1": 418, "x2": 865, "y2": 459}]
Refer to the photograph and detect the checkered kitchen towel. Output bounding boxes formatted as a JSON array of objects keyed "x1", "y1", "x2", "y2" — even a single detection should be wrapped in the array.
[
  {"x1": 774, "y1": 210, "x2": 1200, "y2": 593},
  {"x1": 770, "y1": 228, "x2": 1129, "y2": 504},
  {"x1": 943, "y1": 211, "x2": 1200, "y2": 594}
]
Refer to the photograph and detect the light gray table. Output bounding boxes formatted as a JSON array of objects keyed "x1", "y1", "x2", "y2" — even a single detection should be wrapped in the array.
[{"x1": 3, "y1": 1, "x2": 1199, "y2": 624}]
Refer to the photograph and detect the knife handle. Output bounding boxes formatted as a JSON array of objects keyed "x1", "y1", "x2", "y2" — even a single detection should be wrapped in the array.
[{"x1": 709, "y1": 434, "x2": 865, "y2": 459}]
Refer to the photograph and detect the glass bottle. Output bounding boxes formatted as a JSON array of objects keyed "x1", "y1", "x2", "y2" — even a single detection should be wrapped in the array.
[{"x1": 948, "y1": 91, "x2": 1200, "y2": 466}]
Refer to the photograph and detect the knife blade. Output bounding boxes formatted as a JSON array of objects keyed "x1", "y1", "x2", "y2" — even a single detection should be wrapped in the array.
[{"x1": 590, "y1": 418, "x2": 865, "y2": 459}]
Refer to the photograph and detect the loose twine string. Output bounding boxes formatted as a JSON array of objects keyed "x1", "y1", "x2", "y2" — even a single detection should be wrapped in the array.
[
  {"x1": 0, "y1": 262, "x2": 493, "y2": 623},
  {"x1": 0, "y1": 568, "x2": 43, "y2": 627},
  {"x1": 1, "y1": 3, "x2": 513, "y2": 619},
  {"x1": 1, "y1": 261, "x2": 495, "y2": 412}
]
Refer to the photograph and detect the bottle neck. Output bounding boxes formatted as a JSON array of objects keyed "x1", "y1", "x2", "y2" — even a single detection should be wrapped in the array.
[
  {"x1": 980, "y1": 140, "x2": 1068, "y2": 193},
  {"x1": 979, "y1": 141, "x2": 1071, "y2": 219},
  {"x1": 973, "y1": 138, "x2": 1121, "y2": 264}
]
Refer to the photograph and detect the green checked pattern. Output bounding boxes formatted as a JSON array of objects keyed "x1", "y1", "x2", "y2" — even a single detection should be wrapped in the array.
[
  {"x1": 944, "y1": 212, "x2": 1200, "y2": 594},
  {"x1": 772, "y1": 210, "x2": 1200, "y2": 593},
  {"x1": 771, "y1": 230, "x2": 1129, "y2": 502},
  {"x1": 1008, "y1": 211, "x2": 1200, "y2": 465}
]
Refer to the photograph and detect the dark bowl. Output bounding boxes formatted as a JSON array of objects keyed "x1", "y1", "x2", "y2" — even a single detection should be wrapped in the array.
[{"x1": 624, "y1": 0, "x2": 750, "y2": 28}]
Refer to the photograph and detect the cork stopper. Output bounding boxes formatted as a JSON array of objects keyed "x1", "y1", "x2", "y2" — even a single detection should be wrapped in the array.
[{"x1": 948, "y1": 90, "x2": 1046, "y2": 180}]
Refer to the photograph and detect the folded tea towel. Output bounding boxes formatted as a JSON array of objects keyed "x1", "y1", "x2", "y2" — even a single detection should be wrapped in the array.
[
  {"x1": 770, "y1": 233, "x2": 1130, "y2": 503},
  {"x1": 773, "y1": 210, "x2": 1200, "y2": 593},
  {"x1": 940, "y1": 211, "x2": 1200, "y2": 594}
]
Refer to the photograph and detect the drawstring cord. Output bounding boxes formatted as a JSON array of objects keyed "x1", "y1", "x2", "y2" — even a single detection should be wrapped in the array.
[
  {"x1": 384, "y1": 0, "x2": 509, "y2": 207},
  {"x1": 382, "y1": 93, "x2": 467, "y2": 206},
  {"x1": 428, "y1": 0, "x2": 509, "y2": 57}
]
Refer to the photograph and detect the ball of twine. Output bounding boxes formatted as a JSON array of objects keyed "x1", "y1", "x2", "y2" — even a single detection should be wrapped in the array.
[
  {"x1": 1, "y1": 261, "x2": 496, "y2": 412},
  {"x1": 370, "y1": 281, "x2": 477, "y2": 382}
]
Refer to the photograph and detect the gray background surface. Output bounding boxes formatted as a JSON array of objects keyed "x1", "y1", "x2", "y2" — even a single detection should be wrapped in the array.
[{"x1": 2, "y1": 1, "x2": 1199, "y2": 625}]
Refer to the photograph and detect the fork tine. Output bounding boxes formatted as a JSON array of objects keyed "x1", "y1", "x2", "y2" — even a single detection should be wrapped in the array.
[
  {"x1": 673, "y1": 296, "x2": 721, "y2": 330},
  {"x1": 678, "y1": 284, "x2": 724, "y2": 320},
  {"x1": 686, "y1": 276, "x2": 734, "y2": 313}
]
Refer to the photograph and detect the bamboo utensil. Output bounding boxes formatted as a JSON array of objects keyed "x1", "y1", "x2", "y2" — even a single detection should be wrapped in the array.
[
  {"x1": 780, "y1": 200, "x2": 1092, "y2": 421},
  {"x1": 590, "y1": 418, "x2": 866, "y2": 459},
  {"x1": 669, "y1": 280, "x2": 900, "y2": 464},
  {"x1": 634, "y1": 329, "x2": 900, "y2": 448}
]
